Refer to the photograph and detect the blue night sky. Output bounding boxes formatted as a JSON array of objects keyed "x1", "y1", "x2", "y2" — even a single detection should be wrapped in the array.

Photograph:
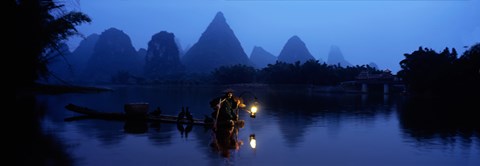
[{"x1": 67, "y1": 0, "x2": 479, "y2": 73}]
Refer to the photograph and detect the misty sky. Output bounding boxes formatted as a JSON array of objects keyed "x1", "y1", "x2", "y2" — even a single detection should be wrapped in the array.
[{"x1": 67, "y1": 0, "x2": 479, "y2": 73}]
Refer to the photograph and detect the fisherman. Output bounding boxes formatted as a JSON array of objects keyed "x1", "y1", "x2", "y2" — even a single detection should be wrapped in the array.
[
  {"x1": 185, "y1": 107, "x2": 194, "y2": 123},
  {"x1": 150, "y1": 107, "x2": 162, "y2": 116},
  {"x1": 177, "y1": 107, "x2": 185, "y2": 122},
  {"x1": 210, "y1": 89, "x2": 240, "y2": 127}
]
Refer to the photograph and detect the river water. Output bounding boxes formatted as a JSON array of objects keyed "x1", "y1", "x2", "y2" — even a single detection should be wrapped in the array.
[{"x1": 22, "y1": 85, "x2": 479, "y2": 166}]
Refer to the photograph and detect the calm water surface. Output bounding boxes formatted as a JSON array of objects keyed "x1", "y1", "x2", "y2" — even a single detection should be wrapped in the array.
[{"x1": 27, "y1": 85, "x2": 479, "y2": 166}]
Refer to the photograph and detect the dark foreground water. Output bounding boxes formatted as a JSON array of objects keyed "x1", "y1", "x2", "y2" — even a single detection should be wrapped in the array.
[{"x1": 17, "y1": 85, "x2": 479, "y2": 166}]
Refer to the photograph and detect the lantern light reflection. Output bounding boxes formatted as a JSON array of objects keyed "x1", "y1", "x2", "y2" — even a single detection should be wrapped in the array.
[{"x1": 249, "y1": 134, "x2": 256, "y2": 149}]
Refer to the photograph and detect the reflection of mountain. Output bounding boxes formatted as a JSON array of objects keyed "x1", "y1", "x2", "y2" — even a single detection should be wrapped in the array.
[
  {"x1": 78, "y1": 120, "x2": 127, "y2": 146},
  {"x1": 397, "y1": 97, "x2": 479, "y2": 148},
  {"x1": 147, "y1": 122, "x2": 176, "y2": 146},
  {"x1": 32, "y1": 85, "x2": 480, "y2": 165},
  {"x1": 261, "y1": 86, "x2": 395, "y2": 147}
]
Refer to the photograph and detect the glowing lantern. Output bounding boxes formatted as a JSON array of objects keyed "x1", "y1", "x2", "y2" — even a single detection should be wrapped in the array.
[
  {"x1": 249, "y1": 134, "x2": 256, "y2": 149},
  {"x1": 249, "y1": 101, "x2": 258, "y2": 118}
]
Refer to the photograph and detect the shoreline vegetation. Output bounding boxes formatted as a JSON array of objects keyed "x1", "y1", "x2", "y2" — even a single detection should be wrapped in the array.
[
  {"x1": 28, "y1": 43, "x2": 478, "y2": 97},
  {"x1": 22, "y1": 82, "x2": 395, "y2": 95},
  {"x1": 21, "y1": 82, "x2": 477, "y2": 98}
]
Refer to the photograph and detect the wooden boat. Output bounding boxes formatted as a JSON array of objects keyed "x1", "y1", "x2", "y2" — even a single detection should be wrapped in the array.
[
  {"x1": 124, "y1": 103, "x2": 149, "y2": 116},
  {"x1": 64, "y1": 103, "x2": 244, "y2": 127}
]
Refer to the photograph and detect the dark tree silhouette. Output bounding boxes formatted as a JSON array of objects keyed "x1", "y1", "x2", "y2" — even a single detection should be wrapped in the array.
[
  {"x1": 398, "y1": 43, "x2": 480, "y2": 95},
  {"x1": 257, "y1": 60, "x2": 381, "y2": 85},
  {"x1": 212, "y1": 64, "x2": 256, "y2": 84},
  {"x1": 210, "y1": 59, "x2": 382, "y2": 85},
  {"x1": 455, "y1": 43, "x2": 480, "y2": 93},
  {"x1": 15, "y1": 0, "x2": 91, "y2": 87}
]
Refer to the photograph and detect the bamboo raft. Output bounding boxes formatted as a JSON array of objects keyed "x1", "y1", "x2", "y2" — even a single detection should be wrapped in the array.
[
  {"x1": 65, "y1": 103, "x2": 208, "y2": 125},
  {"x1": 64, "y1": 103, "x2": 244, "y2": 127}
]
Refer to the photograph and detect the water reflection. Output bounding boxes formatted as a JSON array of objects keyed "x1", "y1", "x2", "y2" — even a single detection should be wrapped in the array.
[
  {"x1": 210, "y1": 125, "x2": 244, "y2": 158},
  {"x1": 146, "y1": 125, "x2": 175, "y2": 146},
  {"x1": 124, "y1": 119, "x2": 148, "y2": 134},
  {"x1": 120, "y1": 117, "x2": 197, "y2": 140},
  {"x1": 177, "y1": 123, "x2": 193, "y2": 138},
  {"x1": 249, "y1": 134, "x2": 256, "y2": 149},
  {"x1": 261, "y1": 87, "x2": 397, "y2": 147},
  {"x1": 397, "y1": 96, "x2": 480, "y2": 149},
  {"x1": 66, "y1": 118, "x2": 125, "y2": 147},
  {"x1": 15, "y1": 94, "x2": 74, "y2": 166},
  {"x1": 31, "y1": 85, "x2": 480, "y2": 165}
]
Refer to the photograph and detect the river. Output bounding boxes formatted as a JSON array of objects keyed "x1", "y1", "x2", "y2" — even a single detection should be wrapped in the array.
[{"x1": 18, "y1": 85, "x2": 480, "y2": 166}]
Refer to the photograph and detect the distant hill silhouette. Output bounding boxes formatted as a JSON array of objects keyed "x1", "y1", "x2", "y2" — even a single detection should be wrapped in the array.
[
  {"x1": 47, "y1": 43, "x2": 72, "y2": 82},
  {"x1": 70, "y1": 34, "x2": 99, "y2": 77},
  {"x1": 137, "y1": 48, "x2": 147, "y2": 58},
  {"x1": 250, "y1": 46, "x2": 277, "y2": 69},
  {"x1": 144, "y1": 31, "x2": 184, "y2": 78},
  {"x1": 137, "y1": 48, "x2": 147, "y2": 70},
  {"x1": 277, "y1": 35, "x2": 316, "y2": 64},
  {"x1": 175, "y1": 38, "x2": 186, "y2": 58},
  {"x1": 327, "y1": 45, "x2": 351, "y2": 67},
  {"x1": 83, "y1": 28, "x2": 142, "y2": 83},
  {"x1": 368, "y1": 62, "x2": 379, "y2": 69},
  {"x1": 48, "y1": 34, "x2": 99, "y2": 82},
  {"x1": 181, "y1": 11, "x2": 252, "y2": 73}
]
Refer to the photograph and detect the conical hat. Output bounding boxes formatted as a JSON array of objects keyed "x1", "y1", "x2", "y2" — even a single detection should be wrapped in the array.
[{"x1": 222, "y1": 88, "x2": 235, "y2": 93}]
